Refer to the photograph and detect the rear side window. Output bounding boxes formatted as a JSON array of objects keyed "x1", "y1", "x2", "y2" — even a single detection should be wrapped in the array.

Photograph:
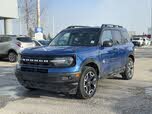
[
  {"x1": 17, "y1": 37, "x2": 33, "y2": 42},
  {"x1": 112, "y1": 30, "x2": 122, "y2": 45}
]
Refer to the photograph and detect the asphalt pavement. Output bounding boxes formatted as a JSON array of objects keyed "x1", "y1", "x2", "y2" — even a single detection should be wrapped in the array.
[{"x1": 0, "y1": 47, "x2": 151, "y2": 114}]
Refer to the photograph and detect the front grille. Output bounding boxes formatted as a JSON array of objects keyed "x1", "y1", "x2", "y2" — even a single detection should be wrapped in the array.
[
  {"x1": 21, "y1": 67, "x2": 48, "y2": 73},
  {"x1": 20, "y1": 55, "x2": 55, "y2": 67}
]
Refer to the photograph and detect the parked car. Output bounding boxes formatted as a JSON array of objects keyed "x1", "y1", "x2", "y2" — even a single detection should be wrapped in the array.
[
  {"x1": 143, "y1": 37, "x2": 151, "y2": 46},
  {"x1": 15, "y1": 24, "x2": 135, "y2": 99},
  {"x1": 131, "y1": 37, "x2": 143, "y2": 47},
  {"x1": 0, "y1": 35, "x2": 35, "y2": 62},
  {"x1": 33, "y1": 40, "x2": 50, "y2": 46}
]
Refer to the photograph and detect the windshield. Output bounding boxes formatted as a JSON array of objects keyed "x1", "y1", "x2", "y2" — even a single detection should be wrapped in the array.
[
  {"x1": 50, "y1": 29, "x2": 100, "y2": 46},
  {"x1": 17, "y1": 37, "x2": 33, "y2": 43}
]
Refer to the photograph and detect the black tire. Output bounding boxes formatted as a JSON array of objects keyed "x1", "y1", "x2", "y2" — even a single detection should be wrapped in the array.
[
  {"x1": 25, "y1": 87, "x2": 36, "y2": 91},
  {"x1": 8, "y1": 51, "x2": 17, "y2": 62},
  {"x1": 76, "y1": 67, "x2": 98, "y2": 99},
  {"x1": 121, "y1": 58, "x2": 134, "y2": 80}
]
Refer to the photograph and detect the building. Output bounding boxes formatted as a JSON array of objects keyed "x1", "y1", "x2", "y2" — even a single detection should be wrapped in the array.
[
  {"x1": 0, "y1": 0, "x2": 18, "y2": 35},
  {"x1": 128, "y1": 31, "x2": 136, "y2": 38}
]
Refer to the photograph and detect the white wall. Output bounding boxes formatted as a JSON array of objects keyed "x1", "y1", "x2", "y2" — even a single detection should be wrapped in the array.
[{"x1": 0, "y1": 0, "x2": 18, "y2": 18}]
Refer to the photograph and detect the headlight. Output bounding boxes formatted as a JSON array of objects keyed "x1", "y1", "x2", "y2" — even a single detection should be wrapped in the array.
[{"x1": 50, "y1": 57, "x2": 74, "y2": 67}]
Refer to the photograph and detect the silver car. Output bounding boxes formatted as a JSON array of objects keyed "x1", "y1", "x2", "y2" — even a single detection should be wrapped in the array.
[{"x1": 0, "y1": 35, "x2": 35, "y2": 62}]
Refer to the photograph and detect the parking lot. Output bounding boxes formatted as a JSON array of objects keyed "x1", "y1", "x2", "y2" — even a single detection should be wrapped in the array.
[{"x1": 0, "y1": 47, "x2": 151, "y2": 114}]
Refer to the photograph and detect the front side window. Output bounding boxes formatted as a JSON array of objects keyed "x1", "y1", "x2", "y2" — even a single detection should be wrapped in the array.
[
  {"x1": 101, "y1": 30, "x2": 113, "y2": 43},
  {"x1": 50, "y1": 29, "x2": 100, "y2": 46},
  {"x1": 112, "y1": 30, "x2": 122, "y2": 45}
]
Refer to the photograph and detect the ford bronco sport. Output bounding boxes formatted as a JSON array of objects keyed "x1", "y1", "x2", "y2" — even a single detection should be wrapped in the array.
[{"x1": 15, "y1": 24, "x2": 135, "y2": 99}]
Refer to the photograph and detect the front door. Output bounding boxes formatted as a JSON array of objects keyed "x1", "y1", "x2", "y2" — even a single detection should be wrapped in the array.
[{"x1": 99, "y1": 30, "x2": 119, "y2": 76}]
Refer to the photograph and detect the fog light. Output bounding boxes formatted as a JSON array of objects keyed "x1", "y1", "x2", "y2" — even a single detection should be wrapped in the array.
[{"x1": 75, "y1": 73, "x2": 81, "y2": 77}]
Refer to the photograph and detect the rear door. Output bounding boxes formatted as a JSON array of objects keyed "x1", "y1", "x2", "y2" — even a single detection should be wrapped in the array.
[
  {"x1": 121, "y1": 30, "x2": 131, "y2": 67},
  {"x1": 112, "y1": 30, "x2": 125, "y2": 71}
]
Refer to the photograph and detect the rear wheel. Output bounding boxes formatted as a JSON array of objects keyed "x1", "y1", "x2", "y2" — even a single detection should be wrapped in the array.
[
  {"x1": 76, "y1": 67, "x2": 98, "y2": 99},
  {"x1": 8, "y1": 51, "x2": 17, "y2": 62},
  {"x1": 121, "y1": 58, "x2": 134, "y2": 80}
]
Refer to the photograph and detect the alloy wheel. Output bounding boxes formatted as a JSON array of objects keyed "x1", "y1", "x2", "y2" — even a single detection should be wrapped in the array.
[
  {"x1": 83, "y1": 71, "x2": 97, "y2": 95},
  {"x1": 127, "y1": 60, "x2": 134, "y2": 78}
]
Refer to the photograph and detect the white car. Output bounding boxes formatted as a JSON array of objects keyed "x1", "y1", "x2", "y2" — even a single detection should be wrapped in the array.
[
  {"x1": 143, "y1": 37, "x2": 151, "y2": 46},
  {"x1": 132, "y1": 37, "x2": 143, "y2": 47},
  {"x1": 0, "y1": 35, "x2": 35, "y2": 62}
]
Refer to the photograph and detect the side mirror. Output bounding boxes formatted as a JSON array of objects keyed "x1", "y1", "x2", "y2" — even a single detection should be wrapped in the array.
[{"x1": 103, "y1": 41, "x2": 113, "y2": 47}]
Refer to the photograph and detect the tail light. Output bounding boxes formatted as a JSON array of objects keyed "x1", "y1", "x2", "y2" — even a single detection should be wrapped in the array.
[{"x1": 16, "y1": 42, "x2": 22, "y2": 47}]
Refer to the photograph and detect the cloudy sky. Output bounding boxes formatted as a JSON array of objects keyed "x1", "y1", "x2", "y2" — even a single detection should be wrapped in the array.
[{"x1": 41, "y1": 0, "x2": 151, "y2": 35}]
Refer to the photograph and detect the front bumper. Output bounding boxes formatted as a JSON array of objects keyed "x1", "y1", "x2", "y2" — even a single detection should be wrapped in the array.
[{"x1": 15, "y1": 70, "x2": 80, "y2": 94}]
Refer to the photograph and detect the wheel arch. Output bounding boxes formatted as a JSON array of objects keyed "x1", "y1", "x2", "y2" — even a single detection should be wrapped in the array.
[
  {"x1": 8, "y1": 49, "x2": 17, "y2": 55},
  {"x1": 80, "y1": 58, "x2": 100, "y2": 78}
]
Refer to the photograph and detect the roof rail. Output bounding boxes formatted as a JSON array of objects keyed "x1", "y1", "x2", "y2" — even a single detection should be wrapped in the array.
[
  {"x1": 66, "y1": 26, "x2": 90, "y2": 29},
  {"x1": 101, "y1": 24, "x2": 123, "y2": 28}
]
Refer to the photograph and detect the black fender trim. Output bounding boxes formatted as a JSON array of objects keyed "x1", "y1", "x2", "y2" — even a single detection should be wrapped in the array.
[{"x1": 80, "y1": 58, "x2": 101, "y2": 79}]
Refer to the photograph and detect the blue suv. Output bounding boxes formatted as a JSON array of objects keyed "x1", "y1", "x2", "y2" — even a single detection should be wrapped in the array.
[{"x1": 15, "y1": 24, "x2": 135, "y2": 99}]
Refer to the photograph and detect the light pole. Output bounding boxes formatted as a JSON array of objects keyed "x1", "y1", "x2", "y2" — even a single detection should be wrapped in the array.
[
  {"x1": 18, "y1": 6, "x2": 22, "y2": 35},
  {"x1": 151, "y1": 0, "x2": 152, "y2": 39},
  {"x1": 37, "y1": 0, "x2": 41, "y2": 28},
  {"x1": 52, "y1": 16, "x2": 55, "y2": 37},
  {"x1": 35, "y1": 0, "x2": 43, "y2": 40}
]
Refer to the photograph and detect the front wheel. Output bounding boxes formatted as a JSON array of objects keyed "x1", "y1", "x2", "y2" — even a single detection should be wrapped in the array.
[
  {"x1": 121, "y1": 58, "x2": 134, "y2": 80},
  {"x1": 76, "y1": 67, "x2": 98, "y2": 99}
]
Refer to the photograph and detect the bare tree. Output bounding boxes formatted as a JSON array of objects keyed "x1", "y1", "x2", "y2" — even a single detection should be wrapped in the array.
[
  {"x1": 18, "y1": 0, "x2": 37, "y2": 36},
  {"x1": 18, "y1": 0, "x2": 47, "y2": 37}
]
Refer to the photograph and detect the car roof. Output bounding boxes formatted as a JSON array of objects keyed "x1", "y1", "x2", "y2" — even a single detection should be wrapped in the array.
[{"x1": 63, "y1": 25, "x2": 127, "y2": 32}]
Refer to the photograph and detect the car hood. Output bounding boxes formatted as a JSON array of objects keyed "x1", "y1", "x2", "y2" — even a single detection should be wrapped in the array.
[{"x1": 21, "y1": 46, "x2": 83, "y2": 56}]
